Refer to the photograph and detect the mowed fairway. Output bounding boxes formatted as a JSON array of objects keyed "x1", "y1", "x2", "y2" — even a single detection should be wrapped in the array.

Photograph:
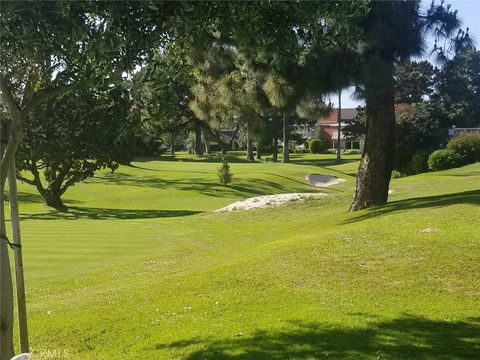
[{"x1": 6, "y1": 153, "x2": 480, "y2": 359}]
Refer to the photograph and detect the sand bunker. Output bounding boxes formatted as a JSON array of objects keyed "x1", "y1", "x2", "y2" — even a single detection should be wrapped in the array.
[
  {"x1": 306, "y1": 174, "x2": 345, "y2": 187},
  {"x1": 216, "y1": 193, "x2": 327, "y2": 212}
]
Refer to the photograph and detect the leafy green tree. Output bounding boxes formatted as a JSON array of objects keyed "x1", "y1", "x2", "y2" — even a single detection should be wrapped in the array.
[
  {"x1": 0, "y1": 2, "x2": 180, "y2": 356},
  {"x1": 343, "y1": 107, "x2": 367, "y2": 142},
  {"x1": 344, "y1": 103, "x2": 441, "y2": 174},
  {"x1": 394, "y1": 102, "x2": 441, "y2": 171},
  {"x1": 16, "y1": 87, "x2": 132, "y2": 210},
  {"x1": 430, "y1": 49, "x2": 480, "y2": 129},
  {"x1": 394, "y1": 60, "x2": 437, "y2": 104},
  {"x1": 132, "y1": 46, "x2": 200, "y2": 156}
]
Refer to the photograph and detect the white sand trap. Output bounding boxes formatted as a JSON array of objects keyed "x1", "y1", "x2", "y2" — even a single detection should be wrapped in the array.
[
  {"x1": 306, "y1": 174, "x2": 345, "y2": 187},
  {"x1": 216, "y1": 193, "x2": 327, "y2": 212}
]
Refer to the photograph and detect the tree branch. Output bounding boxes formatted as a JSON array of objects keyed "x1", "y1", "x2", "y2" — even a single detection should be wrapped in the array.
[
  {"x1": 23, "y1": 83, "x2": 74, "y2": 114},
  {"x1": 0, "y1": 73, "x2": 21, "y2": 118},
  {"x1": 16, "y1": 174, "x2": 36, "y2": 186},
  {"x1": 0, "y1": 118, "x2": 23, "y2": 190}
]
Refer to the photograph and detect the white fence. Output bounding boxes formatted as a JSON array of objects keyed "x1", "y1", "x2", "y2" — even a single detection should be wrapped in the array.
[{"x1": 448, "y1": 127, "x2": 480, "y2": 136}]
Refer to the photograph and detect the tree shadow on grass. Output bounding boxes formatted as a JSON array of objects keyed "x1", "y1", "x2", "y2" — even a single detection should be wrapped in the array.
[
  {"x1": 135, "y1": 153, "x2": 255, "y2": 164},
  {"x1": 156, "y1": 315, "x2": 480, "y2": 359},
  {"x1": 20, "y1": 206, "x2": 202, "y2": 221},
  {"x1": 345, "y1": 189, "x2": 480, "y2": 223},
  {"x1": 289, "y1": 155, "x2": 358, "y2": 168},
  {"x1": 12, "y1": 192, "x2": 44, "y2": 204},
  {"x1": 10, "y1": 192, "x2": 79, "y2": 205},
  {"x1": 92, "y1": 173, "x2": 315, "y2": 199}
]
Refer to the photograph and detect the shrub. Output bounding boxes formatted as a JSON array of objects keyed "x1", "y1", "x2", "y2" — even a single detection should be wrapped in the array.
[
  {"x1": 217, "y1": 159, "x2": 232, "y2": 185},
  {"x1": 410, "y1": 148, "x2": 432, "y2": 174},
  {"x1": 394, "y1": 102, "x2": 440, "y2": 170},
  {"x1": 446, "y1": 132, "x2": 480, "y2": 164},
  {"x1": 308, "y1": 139, "x2": 326, "y2": 154},
  {"x1": 428, "y1": 149, "x2": 464, "y2": 171},
  {"x1": 391, "y1": 170, "x2": 406, "y2": 179},
  {"x1": 327, "y1": 148, "x2": 337, "y2": 154},
  {"x1": 343, "y1": 149, "x2": 361, "y2": 155}
]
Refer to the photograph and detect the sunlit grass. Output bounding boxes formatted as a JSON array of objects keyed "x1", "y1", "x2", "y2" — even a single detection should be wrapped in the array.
[{"x1": 8, "y1": 153, "x2": 479, "y2": 359}]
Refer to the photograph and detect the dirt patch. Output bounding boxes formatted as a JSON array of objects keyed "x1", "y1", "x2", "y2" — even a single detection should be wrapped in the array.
[
  {"x1": 215, "y1": 193, "x2": 327, "y2": 212},
  {"x1": 420, "y1": 227, "x2": 441, "y2": 233},
  {"x1": 306, "y1": 174, "x2": 345, "y2": 187}
]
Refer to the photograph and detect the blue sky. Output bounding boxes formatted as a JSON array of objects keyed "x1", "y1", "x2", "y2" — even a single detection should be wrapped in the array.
[{"x1": 329, "y1": 0, "x2": 480, "y2": 108}]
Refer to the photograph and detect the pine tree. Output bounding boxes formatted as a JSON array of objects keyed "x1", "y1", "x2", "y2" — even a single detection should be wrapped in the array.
[{"x1": 217, "y1": 159, "x2": 233, "y2": 186}]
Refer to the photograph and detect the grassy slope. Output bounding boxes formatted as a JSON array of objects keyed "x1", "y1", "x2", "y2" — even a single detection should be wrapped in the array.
[{"x1": 7, "y1": 153, "x2": 480, "y2": 359}]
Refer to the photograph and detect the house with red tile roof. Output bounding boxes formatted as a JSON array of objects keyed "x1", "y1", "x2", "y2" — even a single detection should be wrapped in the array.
[{"x1": 316, "y1": 108, "x2": 364, "y2": 150}]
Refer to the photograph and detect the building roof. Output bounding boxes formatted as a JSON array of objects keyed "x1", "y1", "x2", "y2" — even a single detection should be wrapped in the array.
[
  {"x1": 318, "y1": 108, "x2": 358, "y2": 125},
  {"x1": 220, "y1": 130, "x2": 239, "y2": 141}
]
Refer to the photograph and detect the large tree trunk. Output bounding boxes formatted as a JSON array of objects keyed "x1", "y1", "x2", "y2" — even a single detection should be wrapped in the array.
[
  {"x1": 170, "y1": 133, "x2": 175, "y2": 155},
  {"x1": 220, "y1": 143, "x2": 227, "y2": 155},
  {"x1": 194, "y1": 123, "x2": 204, "y2": 156},
  {"x1": 256, "y1": 147, "x2": 262, "y2": 160},
  {"x1": 202, "y1": 128, "x2": 211, "y2": 154},
  {"x1": 282, "y1": 113, "x2": 289, "y2": 163},
  {"x1": 272, "y1": 135, "x2": 278, "y2": 162},
  {"x1": 41, "y1": 189, "x2": 67, "y2": 211},
  {"x1": 336, "y1": 90, "x2": 342, "y2": 163},
  {"x1": 350, "y1": 85, "x2": 396, "y2": 211},
  {"x1": 0, "y1": 130, "x2": 15, "y2": 360},
  {"x1": 246, "y1": 123, "x2": 254, "y2": 161}
]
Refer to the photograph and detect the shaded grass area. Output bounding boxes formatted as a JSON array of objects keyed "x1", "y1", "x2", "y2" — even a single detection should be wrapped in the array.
[
  {"x1": 20, "y1": 207, "x2": 202, "y2": 220},
  {"x1": 8, "y1": 153, "x2": 480, "y2": 359},
  {"x1": 173, "y1": 316, "x2": 480, "y2": 359}
]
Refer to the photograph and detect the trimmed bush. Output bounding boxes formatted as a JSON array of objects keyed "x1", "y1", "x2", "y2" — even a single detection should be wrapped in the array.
[
  {"x1": 294, "y1": 148, "x2": 309, "y2": 154},
  {"x1": 446, "y1": 132, "x2": 480, "y2": 164},
  {"x1": 410, "y1": 148, "x2": 432, "y2": 174},
  {"x1": 327, "y1": 148, "x2": 337, "y2": 154},
  {"x1": 391, "y1": 170, "x2": 406, "y2": 179},
  {"x1": 428, "y1": 149, "x2": 464, "y2": 171},
  {"x1": 343, "y1": 149, "x2": 361, "y2": 155},
  {"x1": 308, "y1": 139, "x2": 326, "y2": 154}
]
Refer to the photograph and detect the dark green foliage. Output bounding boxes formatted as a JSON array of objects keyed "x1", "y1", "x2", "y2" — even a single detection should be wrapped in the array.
[
  {"x1": 217, "y1": 159, "x2": 233, "y2": 186},
  {"x1": 395, "y1": 103, "x2": 441, "y2": 171},
  {"x1": 410, "y1": 148, "x2": 433, "y2": 174},
  {"x1": 308, "y1": 139, "x2": 326, "y2": 154},
  {"x1": 430, "y1": 50, "x2": 480, "y2": 128},
  {"x1": 342, "y1": 102, "x2": 441, "y2": 173},
  {"x1": 17, "y1": 87, "x2": 133, "y2": 209},
  {"x1": 343, "y1": 107, "x2": 366, "y2": 142},
  {"x1": 428, "y1": 149, "x2": 464, "y2": 171},
  {"x1": 394, "y1": 61, "x2": 437, "y2": 104},
  {"x1": 446, "y1": 132, "x2": 480, "y2": 164}
]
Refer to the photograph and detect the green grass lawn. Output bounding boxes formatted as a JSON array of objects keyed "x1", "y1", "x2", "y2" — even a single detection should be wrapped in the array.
[{"x1": 7, "y1": 153, "x2": 480, "y2": 359}]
